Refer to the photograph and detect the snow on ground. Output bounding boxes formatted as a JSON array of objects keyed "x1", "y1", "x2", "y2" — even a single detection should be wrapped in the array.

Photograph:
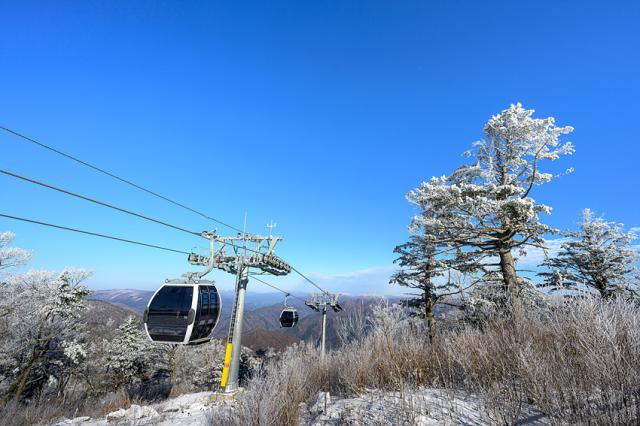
[
  {"x1": 52, "y1": 388, "x2": 549, "y2": 425},
  {"x1": 301, "y1": 388, "x2": 549, "y2": 425},
  {"x1": 52, "y1": 392, "x2": 234, "y2": 426}
]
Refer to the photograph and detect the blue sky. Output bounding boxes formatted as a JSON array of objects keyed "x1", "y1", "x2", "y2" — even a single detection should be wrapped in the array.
[{"x1": 1, "y1": 1, "x2": 639, "y2": 295}]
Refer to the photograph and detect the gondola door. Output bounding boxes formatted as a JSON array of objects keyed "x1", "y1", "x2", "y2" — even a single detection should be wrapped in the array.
[
  {"x1": 191, "y1": 286, "x2": 209, "y2": 342},
  {"x1": 187, "y1": 285, "x2": 221, "y2": 344}
]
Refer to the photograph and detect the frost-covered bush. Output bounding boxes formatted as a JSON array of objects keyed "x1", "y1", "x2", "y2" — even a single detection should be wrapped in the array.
[
  {"x1": 167, "y1": 340, "x2": 226, "y2": 395},
  {"x1": 460, "y1": 278, "x2": 549, "y2": 327}
]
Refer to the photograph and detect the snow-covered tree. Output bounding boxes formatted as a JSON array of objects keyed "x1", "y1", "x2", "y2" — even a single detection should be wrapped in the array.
[
  {"x1": 106, "y1": 316, "x2": 153, "y2": 389},
  {"x1": 390, "y1": 232, "x2": 459, "y2": 342},
  {"x1": 540, "y1": 209, "x2": 639, "y2": 298},
  {"x1": 0, "y1": 268, "x2": 92, "y2": 404},
  {"x1": 409, "y1": 103, "x2": 574, "y2": 302},
  {"x1": 0, "y1": 231, "x2": 31, "y2": 272}
]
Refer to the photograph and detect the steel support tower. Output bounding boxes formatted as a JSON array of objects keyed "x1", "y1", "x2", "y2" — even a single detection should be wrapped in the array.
[
  {"x1": 305, "y1": 293, "x2": 342, "y2": 361},
  {"x1": 188, "y1": 230, "x2": 291, "y2": 393}
]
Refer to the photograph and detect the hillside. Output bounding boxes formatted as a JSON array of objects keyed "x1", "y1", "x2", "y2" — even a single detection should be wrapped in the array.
[
  {"x1": 81, "y1": 299, "x2": 141, "y2": 339},
  {"x1": 211, "y1": 298, "x2": 313, "y2": 339},
  {"x1": 240, "y1": 329, "x2": 300, "y2": 351}
]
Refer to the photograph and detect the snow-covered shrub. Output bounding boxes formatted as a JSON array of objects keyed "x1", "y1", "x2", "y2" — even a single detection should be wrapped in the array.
[
  {"x1": 168, "y1": 340, "x2": 226, "y2": 395},
  {"x1": 434, "y1": 297, "x2": 640, "y2": 425},
  {"x1": 461, "y1": 278, "x2": 549, "y2": 327}
]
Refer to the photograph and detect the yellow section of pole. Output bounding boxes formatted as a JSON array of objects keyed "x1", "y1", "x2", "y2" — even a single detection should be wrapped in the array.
[{"x1": 220, "y1": 343, "x2": 233, "y2": 388}]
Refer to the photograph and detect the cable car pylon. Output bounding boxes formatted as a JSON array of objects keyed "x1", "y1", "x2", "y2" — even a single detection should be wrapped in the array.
[
  {"x1": 305, "y1": 293, "x2": 342, "y2": 361},
  {"x1": 188, "y1": 229, "x2": 292, "y2": 393}
]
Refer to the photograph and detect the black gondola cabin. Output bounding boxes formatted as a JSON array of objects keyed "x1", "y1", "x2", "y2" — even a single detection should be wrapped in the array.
[
  {"x1": 143, "y1": 279, "x2": 221, "y2": 345},
  {"x1": 279, "y1": 307, "x2": 299, "y2": 328}
]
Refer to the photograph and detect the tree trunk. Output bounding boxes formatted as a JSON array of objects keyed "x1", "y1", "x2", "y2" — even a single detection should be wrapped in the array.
[
  {"x1": 594, "y1": 278, "x2": 610, "y2": 299},
  {"x1": 0, "y1": 347, "x2": 41, "y2": 405},
  {"x1": 425, "y1": 296, "x2": 435, "y2": 343},
  {"x1": 498, "y1": 247, "x2": 519, "y2": 299},
  {"x1": 168, "y1": 347, "x2": 178, "y2": 396}
]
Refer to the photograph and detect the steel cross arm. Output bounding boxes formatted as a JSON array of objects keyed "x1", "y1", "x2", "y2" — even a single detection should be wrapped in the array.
[{"x1": 189, "y1": 232, "x2": 291, "y2": 277}]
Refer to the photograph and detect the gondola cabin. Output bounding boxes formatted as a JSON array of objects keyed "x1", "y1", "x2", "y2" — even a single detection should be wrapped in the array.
[
  {"x1": 279, "y1": 307, "x2": 299, "y2": 328},
  {"x1": 143, "y1": 279, "x2": 221, "y2": 345}
]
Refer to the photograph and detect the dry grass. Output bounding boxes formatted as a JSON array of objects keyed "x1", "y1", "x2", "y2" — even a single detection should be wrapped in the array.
[
  {"x1": 226, "y1": 298, "x2": 640, "y2": 426},
  {"x1": 229, "y1": 343, "x2": 324, "y2": 425},
  {"x1": 0, "y1": 389, "x2": 133, "y2": 426}
]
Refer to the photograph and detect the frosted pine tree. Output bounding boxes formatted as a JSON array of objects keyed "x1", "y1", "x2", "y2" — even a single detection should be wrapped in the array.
[
  {"x1": 540, "y1": 209, "x2": 638, "y2": 298},
  {"x1": 106, "y1": 316, "x2": 151, "y2": 389},
  {"x1": 409, "y1": 103, "x2": 574, "y2": 302},
  {"x1": 391, "y1": 231, "x2": 457, "y2": 342}
]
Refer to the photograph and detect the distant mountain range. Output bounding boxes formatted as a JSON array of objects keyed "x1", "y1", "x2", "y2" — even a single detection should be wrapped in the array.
[
  {"x1": 90, "y1": 289, "x2": 154, "y2": 313},
  {"x1": 90, "y1": 288, "x2": 404, "y2": 351},
  {"x1": 90, "y1": 288, "x2": 303, "y2": 320}
]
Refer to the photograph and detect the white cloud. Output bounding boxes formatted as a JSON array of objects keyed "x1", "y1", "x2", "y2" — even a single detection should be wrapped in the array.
[{"x1": 289, "y1": 265, "x2": 401, "y2": 296}]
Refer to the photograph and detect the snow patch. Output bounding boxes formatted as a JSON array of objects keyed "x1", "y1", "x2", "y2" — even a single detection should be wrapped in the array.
[
  {"x1": 54, "y1": 388, "x2": 549, "y2": 425},
  {"x1": 300, "y1": 388, "x2": 549, "y2": 426}
]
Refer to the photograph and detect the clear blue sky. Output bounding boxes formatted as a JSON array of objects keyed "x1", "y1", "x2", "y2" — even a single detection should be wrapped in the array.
[{"x1": 1, "y1": 1, "x2": 639, "y2": 294}]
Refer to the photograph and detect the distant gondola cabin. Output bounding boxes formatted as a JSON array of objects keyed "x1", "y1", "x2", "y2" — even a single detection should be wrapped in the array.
[{"x1": 279, "y1": 306, "x2": 299, "y2": 328}]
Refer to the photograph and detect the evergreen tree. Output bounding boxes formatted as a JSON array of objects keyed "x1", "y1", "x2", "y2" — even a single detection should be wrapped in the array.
[
  {"x1": 106, "y1": 316, "x2": 151, "y2": 389},
  {"x1": 391, "y1": 233, "x2": 454, "y2": 342},
  {"x1": 540, "y1": 209, "x2": 638, "y2": 298},
  {"x1": 409, "y1": 103, "x2": 574, "y2": 303}
]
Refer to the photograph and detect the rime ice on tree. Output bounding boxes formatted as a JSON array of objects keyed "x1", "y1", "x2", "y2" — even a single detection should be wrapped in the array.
[
  {"x1": 540, "y1": 209, "x2": 639, "y2": 298},
  {"x1": 408, "y1": 103, "x2": 574, "y2": 302}
]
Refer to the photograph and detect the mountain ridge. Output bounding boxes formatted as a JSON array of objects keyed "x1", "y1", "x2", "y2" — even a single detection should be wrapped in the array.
[{"x1": 91, "y1": 289, "x2": 404, "y2": 351}]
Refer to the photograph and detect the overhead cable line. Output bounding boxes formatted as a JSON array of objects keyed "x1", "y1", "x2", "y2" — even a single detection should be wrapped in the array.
[
  {"x1": 0, "y1": 213, "x2": 190, "y2": 255},
  {"x1": 290, "y1": 265, "x2": 330, "y2": 295},
  {"x1": 0, "y1": 125, "x2": 244, "y2": 233},
  {"x1": 0, "y1": 168, "x2": 200, "y2": 237},
  {"x1": 0, "y1": 168, "x2": 296, "y2": 262},
  {"x1": 249, "y1": 274, "x2": 306, "y2": 302},
  {"x1": 1, "y1": 126, "x2": 332, "y2": 296}
]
